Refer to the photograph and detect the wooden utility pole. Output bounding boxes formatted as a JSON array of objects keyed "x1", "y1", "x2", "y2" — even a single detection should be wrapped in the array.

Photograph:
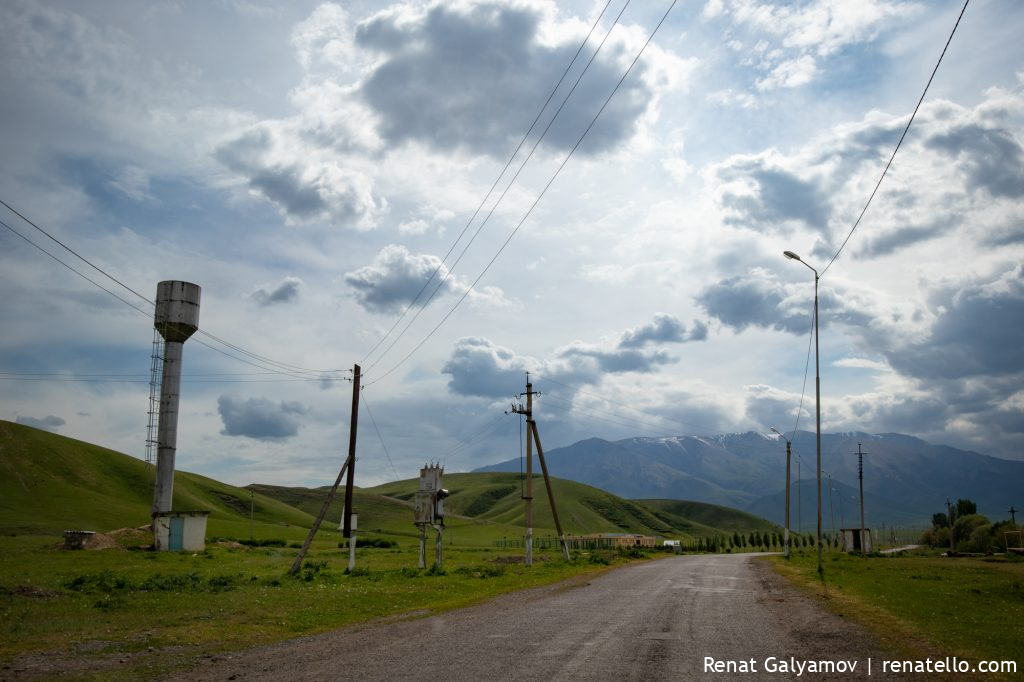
[
  {"x1": 523, "y1": 376, "x2": 535, "y2": 566},
  {"x1": 343, "y1": 364, "x2": 361, "y2": 539},
  {"x1": 289, "y1": 364, "x2": 359, "y2": 576},
  {"x1": 511, "y1": 373, "x2": 570, "y2": 564}
]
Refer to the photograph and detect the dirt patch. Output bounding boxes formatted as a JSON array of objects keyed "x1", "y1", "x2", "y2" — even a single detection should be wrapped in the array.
[{"x1": 6, "y1": 585, "x2": 62, "y2": 600}]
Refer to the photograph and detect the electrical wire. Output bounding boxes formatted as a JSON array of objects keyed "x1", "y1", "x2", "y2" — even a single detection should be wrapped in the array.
[
  {"x1": 358, "y1": 0, "x2": 618, "y2": 368},
  {"x1": 1, "y1": 217, "x2": 153, "y2": 318},
  {"x1": 788, "y1": 304, "x2": 816, "y2": 439},
  {"x1": 362, "y1": 0, "x2": 632, "y2": 374},
  {"x1": 820, "y1": 0, "x2": 970, "y2": 277},
  {"x1": 0, "y1": 197, "x2": 154, "y2": 306},
  {"x1": 361, "y1": 390, "x2": 401, "y2": 482},
  {"x1": 0, "y1": 201, "x2": 345, "y2": 380},
  {"x1": 366, "y1": 0, "x2": 679, "y2": 386}
]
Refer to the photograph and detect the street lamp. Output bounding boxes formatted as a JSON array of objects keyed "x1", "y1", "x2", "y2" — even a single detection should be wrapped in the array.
[
  {"x1": 784, "y1": 249, "x2": 823, "y2": 574},
  {"x1": 770, "y1": 427, "x2": 792, "y2": 558}
]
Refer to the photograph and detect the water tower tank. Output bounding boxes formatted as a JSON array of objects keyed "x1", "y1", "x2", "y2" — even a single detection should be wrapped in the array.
[{"x1": 155, "y1": 281, "x2": 200, "y2": 343}]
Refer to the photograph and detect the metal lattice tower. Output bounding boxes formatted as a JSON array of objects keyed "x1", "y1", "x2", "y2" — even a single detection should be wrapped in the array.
[{"x1": 145, "y1": 328, "x2": 165, "y2": 466}]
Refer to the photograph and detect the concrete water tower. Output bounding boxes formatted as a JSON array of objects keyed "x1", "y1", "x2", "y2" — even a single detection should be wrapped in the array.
[{"x1": 151, "y1": 281, "x2": 201, "y2": 518}]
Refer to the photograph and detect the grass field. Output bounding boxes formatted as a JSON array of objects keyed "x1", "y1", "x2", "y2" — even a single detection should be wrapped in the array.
[
  {"x1": 0, "y1": 419, "x2": 790, "y2": 679},
  {"x1": 771, "y1": 549, "x2": 1024, "y2": 676},
  {"x1": 1, "y1": 531, "x2": 656, "y2": 680}
]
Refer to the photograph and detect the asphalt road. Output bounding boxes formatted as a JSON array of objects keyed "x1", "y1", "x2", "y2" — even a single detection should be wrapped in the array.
[{"x1": 170, "y1": 553, "x2": 901, "y2": 681}]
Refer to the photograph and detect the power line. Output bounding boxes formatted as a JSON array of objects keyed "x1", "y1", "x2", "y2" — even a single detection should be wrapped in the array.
[
  {"x1": 1, "y1": 201, "x2": 345, "y2": 380},
  {"x1": 820, "y1": 0, "x2": 970, "y2": 277},
  {"x1": 359, "y1": 0, "x2": 618, "y2": 368},
  {"x1": 1, "y1": 217, "x2": 153, "y2": 318},
  {"x1": 0, "y1": 197, "x2": 154, "y2": 306},
  {"x1": 780, "y1": 0, "x2": 969, "y2": 443},
  {"x1": 362, "y1": 0, "x2": 632, "y2": 374},
  {"x1": 367, "y1": 0, "x2": 679, "y2": 386},
  {"x1": 361, "y1": 390, "x2": 401, "y2": 482}
]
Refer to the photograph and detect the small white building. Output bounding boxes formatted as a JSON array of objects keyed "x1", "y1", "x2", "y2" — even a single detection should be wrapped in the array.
[{"x1": 153, "y1": 511, "x2": 210, "y2": 552}]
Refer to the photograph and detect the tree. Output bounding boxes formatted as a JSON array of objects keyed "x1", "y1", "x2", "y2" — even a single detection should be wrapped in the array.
[
  {"x1": 932, "y1": 512, "x2": 949, "y2": 528},
  {"x1": 956, "y1": 498, "x2": 977, "y2": 517}
]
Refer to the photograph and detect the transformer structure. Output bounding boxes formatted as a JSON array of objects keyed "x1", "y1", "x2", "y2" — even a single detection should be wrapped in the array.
[{"x1": 414, "y1": 464, "x2": 448, "y2": 569}]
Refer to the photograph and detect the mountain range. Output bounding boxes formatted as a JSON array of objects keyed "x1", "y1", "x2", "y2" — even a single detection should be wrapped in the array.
[{"x1": 474, "y1": 431, "x2": 1024, "y2": 527}]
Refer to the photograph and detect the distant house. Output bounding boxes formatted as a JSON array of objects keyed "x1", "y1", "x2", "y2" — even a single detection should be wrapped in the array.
[{"x1": 566, "y1": 533, "x2": 657, "y2": 550}]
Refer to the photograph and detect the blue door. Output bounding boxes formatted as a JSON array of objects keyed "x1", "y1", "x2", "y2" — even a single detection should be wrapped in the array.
[{"x1": 169, "y1": 517, "x2": 184, "y2": 551}]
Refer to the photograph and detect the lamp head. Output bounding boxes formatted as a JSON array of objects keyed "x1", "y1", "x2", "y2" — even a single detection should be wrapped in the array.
[{"x1": 783, "y1": 250, "x2": 801, "y2": 261}]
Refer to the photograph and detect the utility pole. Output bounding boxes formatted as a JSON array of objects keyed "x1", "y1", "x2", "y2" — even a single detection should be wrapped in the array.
[
  {"x1": 857, "y1": 443, "x2": 867, "y2": 554},
  {"x1": 770, "y1": 428, "x2": 791, "y2": 558},
  {"x1": 289, "y1": 365, "x2": 359, "y2": 576},
  {"x1": 1009, "y1": 506, "x2": 1018, "y2": 525},
  {"x1": 946, "y1": 497, "x2": 955, "y2": 554},
  {"x1": 509, "y1": 373, "x2": 570, "y2": 563},
  {"x1": 343, "y1": 364, "x2": 361, "y2": 539}
]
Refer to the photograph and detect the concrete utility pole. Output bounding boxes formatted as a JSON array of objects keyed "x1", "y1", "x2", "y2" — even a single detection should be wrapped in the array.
[
  {"x1": 770, "y1": 428, "x2": 792, "y2": 558},
  {"x1": 1009, "y1": 506, "x2": 1018, "y2": 524},
  {"x1": 510, "y1": 374, "x2": 571, "y2": 564},
  {"x1": 946, "y1": 497, "x2": 955, "y2": 554},
  {"x1": 857, "y1": 443, "x2": 867, "y2": 554}
]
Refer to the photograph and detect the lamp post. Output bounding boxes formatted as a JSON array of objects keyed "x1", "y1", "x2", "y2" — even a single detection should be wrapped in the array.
[
  {"x1": 784, "y1": 249, "x2": 823, "y2": 574},
  {"x1": 770, "y1": 427, "x2": 792, "y2": 558}
]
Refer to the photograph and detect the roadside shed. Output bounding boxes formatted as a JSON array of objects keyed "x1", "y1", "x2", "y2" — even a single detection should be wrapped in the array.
[{"x1": 153, "y1": 511, "x2": 209, "y2": 552}]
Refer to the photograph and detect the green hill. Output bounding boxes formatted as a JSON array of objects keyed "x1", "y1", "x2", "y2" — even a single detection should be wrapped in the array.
[
  {"x1": 0, "y1": 420, "x2": 312, "y2": 540},
  {"x1": 1, "y1": 420, "x2": 780, "y2": 547},
  {"x1": 638, "y1": 499, "x2": 782, "y2": 536}
]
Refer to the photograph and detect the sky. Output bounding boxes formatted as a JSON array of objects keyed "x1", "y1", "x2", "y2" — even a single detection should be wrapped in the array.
[{"x1": 2, "y1": 0, "x2": 1023, "y2": 490}]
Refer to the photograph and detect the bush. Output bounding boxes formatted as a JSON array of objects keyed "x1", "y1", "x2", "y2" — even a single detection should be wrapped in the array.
[{"x1": 238, "y1": 538, "x2": 286, "y2": 548}]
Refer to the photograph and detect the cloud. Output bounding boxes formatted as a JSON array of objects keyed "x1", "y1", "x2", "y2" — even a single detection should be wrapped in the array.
[
  {"x1": 442, "y1": 314, "x2": 708, "y2": 399},
  {"x1": 16, "y1": 415, "x2": 65, "y2": 432},
  {"x1": 617, "y1": 313, "x2": 708, "y2": 348},
  {"x1": 344, "y1": 244, "x2": 510, "y2": 314},
  {"x1": 925, "y1": 122, "x2": 1024, "y2": 199},
  {"x1": 708, "y1": 87, "x2": 1024, "y2": 256},
  {"x1": 696, "y1": 269, "x2": 806, "y2": 333},
  {"x1": 885, "y1": 264, "x2": 1024, "y2": 382},
  {"x1": 353, "y1": 0, "x2": 669, "y2": 157},
  {"x1": 344, "y1": 244, "x2": 456, "y2": 314},
  {"x1": 618, "y1": 313, "x2": 685, "y2": 348},
  {"x1": 696, "y1": 266, "x2": 876, "y2": 335},
  {"x1": 215, "y1": 124, "x2": 384, "y2": 227},
  {"x1": 743, "y1": 384, "x2": 807, "y2": 430},
  {"x1": 251, "y1": 276, "x2": 303, "y2": 306},
  {"x1": 558, "y1": 342, "x2": 676, "y2": 374},
  {"x1": 441, "y1": 337, "x2": 539, "y2": 399},
  {"x1": 706, "y1": 0, "x2": 920, "y2": 91},
  {"x1": 715, "y1": 156, "x2": 831, "y2": 235},
  {"x1": 217, "y1": 395, "x2": 308, "y2": 440}
]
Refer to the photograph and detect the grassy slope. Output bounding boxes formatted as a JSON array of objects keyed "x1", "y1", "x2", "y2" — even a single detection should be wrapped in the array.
[
  {"x1": 1, "y1": 419, "x2": 779, "y2": 545},
  {"x1": 0, "y1": 420, "x2": 313, "y2": 540},
  {"x1": 639, "y1": 498, "x2": 782, "y2": 536}
]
